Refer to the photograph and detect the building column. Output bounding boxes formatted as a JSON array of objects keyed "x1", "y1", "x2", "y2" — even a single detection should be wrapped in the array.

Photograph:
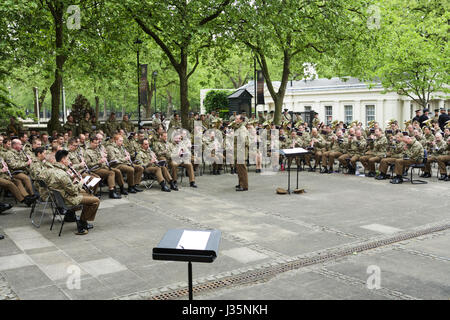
[
  {"x1": 402, "y1": 100, "x2": 410, "y2": 124},
  {"x1": 376, "y1": 99, "x2": 384, "y2": 125},
  {"x1": 355, "y1": 100, "x2": 362, "y2": 124}
]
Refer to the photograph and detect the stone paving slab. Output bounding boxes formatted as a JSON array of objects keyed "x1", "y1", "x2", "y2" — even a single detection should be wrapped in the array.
[{"x1": 0, "y1": 169, "x2": 449, "y2": 300}]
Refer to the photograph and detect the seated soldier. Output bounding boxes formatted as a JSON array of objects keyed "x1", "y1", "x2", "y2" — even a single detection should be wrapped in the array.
[
  {"x1": 360, "y1": 128, "x2": 387, "y2": 177},
  {"x1": 0, "y1": 156, "x2": 37, "y2": 206},
  {"x1": 84, "y1": 137, "x2": 122, "y2": 198},
  {"x1": 391, "y1": 135, "x2": 424, "y2": 184},
  {"x1": 436, "y1": 136, "x2": 450, "y2": 181},
  {"x1": 135, "y1": 138, "x2": 172, "y2": 192},
  {"x1": 47, "y1": 150, "x2": 100, "y2": 235},
  {"x1": 304, "y1": 128, "x2": 325, "y2": 172},
  {"x1": 4, "y1": 139, "x2": 34, "y2": 196},
  {"x1": 106, "y1": 134, "x2": 144, "y2": 193},
  {"x1": 420, "y1": 133, "x2": 446, "y2": 178},
  {"x1": 322, "y1": 129, "x2": 346, "y2": 173}
]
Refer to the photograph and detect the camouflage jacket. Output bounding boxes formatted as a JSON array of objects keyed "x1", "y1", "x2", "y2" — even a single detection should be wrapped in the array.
[
  {"x1": 68, "y1": 150, "x2": 86, "y2": 172},
  {"x1": 63, "y1": 121, "x2": 78, "y2": 135},
  {"x1": 429, "y1": 139, "x2": 447, "y2": 157},
  {"x1": 104, "y1": 119, "x2": 119, "y2": 137},
  {"x1": 106, "y1": 143, "x2": 131, "y2": 166},
  {"x1": 135, "y1": 147, "x2": 158, "y2": 167},
  {"x1": 4, "y1": 149, "x2": 31, "y2": 172},
  {"x1": 79, "y1": 119, "x2": 93, "y2": 134},
  {"x1": 30, "y1": 160, "x2": 55, "y2": 200},
  {"x1": 405, "y1": 140, "x2": 424, "y2": 162},
  {"x1": 372, "y1": 135, "x2": 388, "y2": 157},
  {"x1": 120, "y1": 120, "x2": 135, "y2": 133},
  {"x1": 347, "y1": 137, "x2": 367, "y2": 156},
  {"x1": 84, "y1": 147, "x2": 108, "y2": 170},
  {"x1": 47, "y1": 163, "x2": 83, "y2": 206},
  {"x1": 153, "y1": 140, "x2": 172, "y2": 160}
]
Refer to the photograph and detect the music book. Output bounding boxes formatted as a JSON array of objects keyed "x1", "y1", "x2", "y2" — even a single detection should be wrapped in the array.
[
  {"x1": 87, "y1": 177, "x2": 101, "y2": 187},
  {"x1": 280, "y1": 147, "x2": 309, "y2": 155},
  {"x1": 176, "y1": 230, "x2": 211, "y2": 250}
]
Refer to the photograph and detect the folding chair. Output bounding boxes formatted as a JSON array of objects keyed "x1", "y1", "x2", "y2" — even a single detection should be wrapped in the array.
[
  {"x1": 142, "y1": 172, "x2": 156, "y2": 189},
  {"x1": 49, "y1": 189, "x2": 82, "y2": 236},
  {"x1": 409, "y1": 150, "x2": 428, "y2": 184},
  {"x1": 29, "y1": 180, "x2": 54, "y2": 228}
]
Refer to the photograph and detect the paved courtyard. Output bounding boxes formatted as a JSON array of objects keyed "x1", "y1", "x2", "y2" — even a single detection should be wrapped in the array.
[{"x1": 0, "y1": 168, "x2": 449, "y2": 300}]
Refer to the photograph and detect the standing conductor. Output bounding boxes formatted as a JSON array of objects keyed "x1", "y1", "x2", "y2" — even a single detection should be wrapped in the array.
[{"x1": 234, "y1": 115, "x2": 248, "y2": 191}]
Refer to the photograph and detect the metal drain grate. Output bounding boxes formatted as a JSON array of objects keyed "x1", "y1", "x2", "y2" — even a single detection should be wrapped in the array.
[{"x1": 149, "y1": 223, "x2": 450, "y2": 300}]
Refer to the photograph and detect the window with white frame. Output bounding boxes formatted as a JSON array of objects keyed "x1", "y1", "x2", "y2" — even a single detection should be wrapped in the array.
[
  {"x1": 325, "y1": 106, "x2": 332, "y2": 125},
  {"x1": 365, "y1": 105, "x2": 375, "y2": 125},
  {"x1": 344, "y1": 105, "x2": 353, "y2": 124}
]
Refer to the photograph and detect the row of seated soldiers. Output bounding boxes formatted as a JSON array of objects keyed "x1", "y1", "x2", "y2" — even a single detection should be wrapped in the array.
[
  {"x1": 0, "y1": 126, "x2": 202, "y2": 235},
  {"x1": 276, "y1": 119, "x2": 450, "y2": 183}
]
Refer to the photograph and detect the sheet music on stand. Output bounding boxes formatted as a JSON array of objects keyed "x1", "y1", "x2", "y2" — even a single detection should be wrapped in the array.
[
  {"x1": 85, "y1": 176, "x2": 101, "y2": 188},
  {"x1": 280, "y1": 147, "x2": 309, "y2": 155}
]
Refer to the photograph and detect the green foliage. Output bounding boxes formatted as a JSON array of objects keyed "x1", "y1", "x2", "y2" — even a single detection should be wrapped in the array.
[
  {"x1": 0, "y1": 86, "x2": 25, "y2": 129},
  {"x1": 70, "y1": 94, "x2": 94, "y2": 123},
  {"x1": 204, "y1": 90, "x2": 232, "y2": 114}
]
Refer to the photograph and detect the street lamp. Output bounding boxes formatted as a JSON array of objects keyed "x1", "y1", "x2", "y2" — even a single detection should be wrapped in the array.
[
  {"x1": 134, "y1": 38, "x2": 143, "y2": 129},
  {"x1": 152, "y1": 71, "x2": 158, "y2": 114}
]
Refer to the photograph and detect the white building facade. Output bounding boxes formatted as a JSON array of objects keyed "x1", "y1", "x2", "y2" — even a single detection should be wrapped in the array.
[{"x1": 201, "y1": 77, "x2": 448, "y2": 128}]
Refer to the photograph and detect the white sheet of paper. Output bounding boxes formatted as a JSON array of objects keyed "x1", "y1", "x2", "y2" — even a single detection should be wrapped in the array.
[
  {"x1": 281, "y1": 147, "x2": 309, "y2": 155},
  {"x1": 176, "y1": 230, "x2": 211, "y2": 250},
  {"x1": 87, "y1": 177, "x2": 101, "y2": 187}
]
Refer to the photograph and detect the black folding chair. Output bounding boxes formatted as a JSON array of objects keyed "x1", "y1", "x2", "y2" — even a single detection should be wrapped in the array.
[
  {"x1": 409, "y1": 150, "x2": 428, "y2": 184},
  {"x1": 29, "y1": 180, "x2": 53, "y2": 228},
  {"x1": 49, "y1": 189, "x2": 82, "y2": 236},
  {"x1": 142, "y1": 172, "x2": 156, "y2": 189}
]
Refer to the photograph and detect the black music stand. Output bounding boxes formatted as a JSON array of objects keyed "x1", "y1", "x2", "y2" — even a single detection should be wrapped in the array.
[
  {"x1": 280, "y1": 148, "x2": 310, "y2": 194},
  {"x1": 153, "y1": 229, "x2": 221, "y2": 300}
]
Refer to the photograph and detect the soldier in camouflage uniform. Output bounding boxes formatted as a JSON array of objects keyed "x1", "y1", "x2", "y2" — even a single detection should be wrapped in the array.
[
  {"x1": 84, "y1": 137, "x2": 121, "y2": 198},
  {"x1": 360, "y1": 128, "x2": 387, "y2": 177},
  {"x1": 304, "y1": 128, "x2": 325, "y2": 171},
  {"x1": 47, "y1": 150, "x2": 100, "y2": 235},
  {"x1": 135, "y1": 139, "x2": 171, "y2": 192},
  {"x1": 106, "y1": 134, "x2": 144, "y2": 193},
  {"x1": 104, "y1": 112, "x2": 120, "y2": 138},
  {"x1": 78, "y1": 112, "x2": 93, "y2": 136},
  {"x1": 436, "y1": 136, "x2": 450, "y2": 181},
  {"x1": 337, "y1": 128, "x2": 366, "y2": 174},
  {"x1": 152, "y1": 113, "x2": 162, "y2": 131},
  {"x1": 29, "y1": 147, "x2": 55, "y2": 201},
  {"x1": 63, "y1": 115, "x2": 78, "y2": 136},
  {"x1": 390, "y1": 135, "x2": 424, "y2": 184},
  {"x1": 0, "y1": 153, "x2": 36, "y2": 206},
  {"x1": 375, "y1": 133, "x2": 405, "y2": 180},
  {"x1": 420, "y1": 133, "x2": 446, "y2": 178},
  {"x1": 120, "y1": 114, "x2": 135, "y2": 134},
  {"x1": 169, "y1": 113, "x2": 182, "y2": 130},
  {"x1": 4, "y1": 139, "x2": 34, "y2": 196},
  {"x1": 6, "y1": 116, "x2": 22, "y2": 137}
]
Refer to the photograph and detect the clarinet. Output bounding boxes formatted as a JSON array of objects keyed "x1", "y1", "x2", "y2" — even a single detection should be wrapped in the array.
[
  {"x1": 121, "y1": 146, "x2": 134, "y2": 166},
  {"x1": 100, "y1": 145, "x2": 111, "y2": 169},
  {"x1": 77, "y1": 149, "x2": 91, "y2": 174},
  {"x1": 68, "y1": 164, "x2": 92, "y2": 194},
  {"x1": 1, "y1": 157, "x2": 13, "y2": 179}
]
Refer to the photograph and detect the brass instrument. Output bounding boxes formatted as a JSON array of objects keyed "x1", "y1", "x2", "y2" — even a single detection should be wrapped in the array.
[{"x1": 1, "y1": 157, "x2": 13, "y2": 179}]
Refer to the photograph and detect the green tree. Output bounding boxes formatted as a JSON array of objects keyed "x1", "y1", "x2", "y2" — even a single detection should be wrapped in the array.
[
  {"x1": 204, "y1": 90, "x2": 232, "y2": 113},
  {"x1": 355, "y1": 0, "x2": 449, "y2": 108},
  {"x1": 228, "y1": 0, "x2": 373, "y2": 125}
]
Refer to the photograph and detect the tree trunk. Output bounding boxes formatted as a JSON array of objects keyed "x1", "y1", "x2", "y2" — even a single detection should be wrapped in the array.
[
  {"x1": 95, "y1": 96, "x2": 100, "y2": 119},
  {"x1": 47, "y1": 2, "x2": 65, "y2": 134},
  {"x1": 103, "y1": 98, "x2": 107, "y2": 120},
  {"x1": 145, "y1": 79, "x2": 154, "y2": 118},
  {"x1": 178, "y1": 53, "x2": 189, "y2": 128},
  {"x1": 166, "y1": 89, "x2": 173, "y2": 115}
]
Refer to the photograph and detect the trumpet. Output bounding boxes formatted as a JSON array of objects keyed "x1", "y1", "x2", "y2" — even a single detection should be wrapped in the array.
[{"x1": 1, "y1": 157, "x2": 13, "y2": 179}]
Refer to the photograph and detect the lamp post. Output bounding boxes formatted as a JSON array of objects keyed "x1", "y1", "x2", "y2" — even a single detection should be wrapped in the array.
[
  {"x1": 134, "y1": 38, "x2": 143, "y2": 129},
  {"x1": 152, "y1": 71, "x2": 157, "y2": 114}
]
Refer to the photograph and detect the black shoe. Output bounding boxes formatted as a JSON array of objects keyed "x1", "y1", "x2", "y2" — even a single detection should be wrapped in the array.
[
  {"x1": 169, "y1": 181, "x2": 179, "y2": 191},
  {"x1": 190, "y1": 182, "x2": 197, "y2": 188},
  {"x1": 376, "y1": 173, "x2": 386, "y2": 180},
  {"x1": 390, "y1": 176, "x2": 403, "y2": 184},
  {"x1": 403, "y1": 169, "x2": 409, "y2": 177},
  {"x1": 367, "y1": 172, "x2": 376, "y2": 178},
  {"x1": 0, "y1": 203, "x2": 12, "y2": 213},
  {"x1": 160, "y1": 181, "x2": 171, "y2": 192},
  {"x1": 236, "y1": 187, "x2": 248, "y2": 191},
  {"x1": 23, "y1": 196, "x2": 36, "y2": 207},
  {"x1": 75, "y1": 220, "x2": 88, "y2": 235},
  {"x1": 86, "y1": 223, "x2": 93, "y2": 230},
  {"x1": 109, "y1": 190, "x2": 121, "y2": 199},
  {"x1": 320, "y1": 168, "x2": 328, "y2": 174},
  {"x1": 0, "y1": 234, "x2": 4, "y2": 240},
  {"x1": 422, "y1": 173, "x2": 431, "y2": 178},
  {"x1": 134, "y1": 185, "x2": 144, "y2": 192},
  {"x1": 439, "y1": 174, "x2": 448, "y2": 181},
  {"x1": 120, "y1": 186, "x2": 128, "y2": 195},
  {"x1": 128, "y1": 187, "x2": 137, "y2": 194},
  {"x1": 308, "y1": 167, "x2": 315, "y2": 172}
]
